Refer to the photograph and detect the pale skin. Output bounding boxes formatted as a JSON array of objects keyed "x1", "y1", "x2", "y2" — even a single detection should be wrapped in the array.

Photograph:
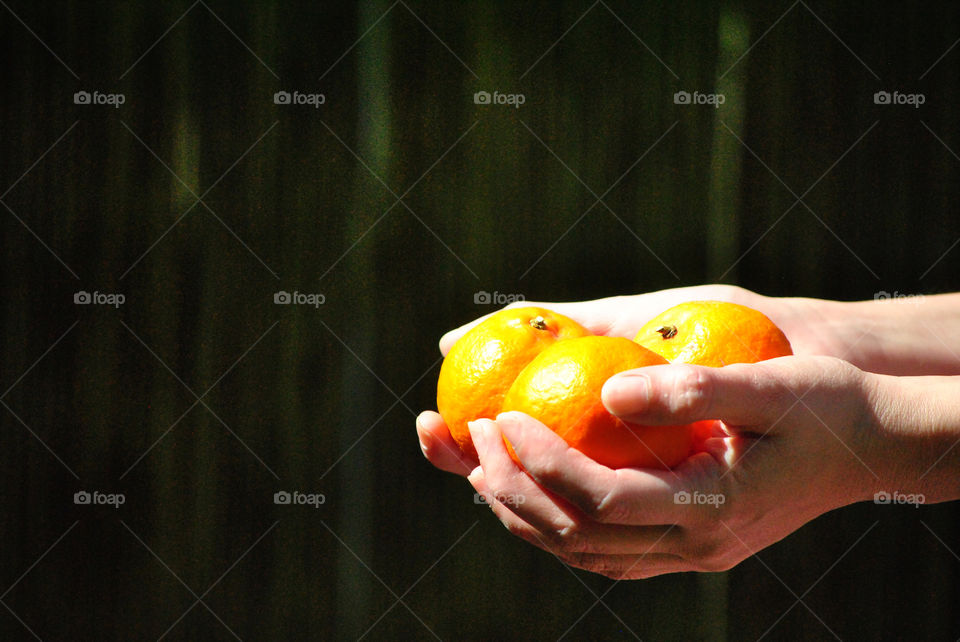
[{"x1": 417, "y1": 284, "x2": 960, "y2": 579}]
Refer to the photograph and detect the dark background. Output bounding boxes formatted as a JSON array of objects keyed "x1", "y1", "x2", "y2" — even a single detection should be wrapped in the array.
[{"x1": 1, "y1": 1, "x2": 958, "y2": 640}]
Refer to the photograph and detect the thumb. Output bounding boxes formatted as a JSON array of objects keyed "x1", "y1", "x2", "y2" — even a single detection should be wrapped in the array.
[{"x1": 601, "y1": 362, "x2": 792, "y2": 429}]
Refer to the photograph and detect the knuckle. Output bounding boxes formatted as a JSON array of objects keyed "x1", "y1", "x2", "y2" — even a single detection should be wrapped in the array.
[
  {"x1": 724, "y1": 362, "x2": 782, "y2": 420},
  {"x1": 671, "y1": 366, "x2": 713, "y2": 417},
  {"x1": 553, "y1": 523, "x2": 590, "y2": 553},
  {"x1": 591, "y1": 476, "x2": 630, "y2": 523},
  {"x1": 592, "y1": 496, "x2": 628, "y2": 524}
]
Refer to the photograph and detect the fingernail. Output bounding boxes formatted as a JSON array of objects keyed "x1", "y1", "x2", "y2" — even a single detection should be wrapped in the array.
[
  {"x1": 468, "y1": 420, "x2": 487, "y2": 449},
  {"x1": 602, "y1": 373, "x2": 649, "y2": 415},
  {"x1": 467, "y1": 465, "x2": 483, "y2": 485},
  {"x1": 495, "y1": 412, "x2": 522, "y2": 452}
]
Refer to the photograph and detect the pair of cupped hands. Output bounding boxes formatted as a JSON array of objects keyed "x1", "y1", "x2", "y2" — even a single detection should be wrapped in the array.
[{"x1": 416, "y1": 285, "x2": 891, "y2": 579}]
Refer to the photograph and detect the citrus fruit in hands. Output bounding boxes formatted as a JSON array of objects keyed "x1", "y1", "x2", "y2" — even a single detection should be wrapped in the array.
[
  {"x1": 437, "y1": 307, "x2": 590, "y2": 458},
  {"x1": 501, "y1": 336, "x2": 694, "y2": 469},
  {"x1": 634, "y1": 300, "x2": 793, "y2": 449},
  {"x1": 634, "y1": 300, "x2": 793, "y2": 366}
]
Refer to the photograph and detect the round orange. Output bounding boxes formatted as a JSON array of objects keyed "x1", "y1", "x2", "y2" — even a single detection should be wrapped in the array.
[
  {"x1": 501, "y1": 336, "x2": 694, "y2": 469},
  {"x1": 437, "y1": 307, "x2": 590, "y2": 459},
  {"x1": 634, "y1": 301, "x2": 793, "y2": 367}
]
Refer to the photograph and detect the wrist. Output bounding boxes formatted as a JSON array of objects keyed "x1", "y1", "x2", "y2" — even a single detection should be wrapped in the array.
[
  {"x1": 814, "y1": 298, "x2": 883, "y2": 369},
  {"x1": 833, "y1": 294, "x2": 960, "y2": 376},
  {"x1": 861, "y1": 372, "x2": 960, "y2": 504},
  {"x1": 768, "y1": 295, "x2": 869, "y2": 361}
]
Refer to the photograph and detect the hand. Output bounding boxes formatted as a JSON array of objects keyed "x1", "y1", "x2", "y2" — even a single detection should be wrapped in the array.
[
  {"x1": 437, "y1": 284, "x2": 838, "y2": 358},
  {"x1": 418, "y1": 284, "x2": 842, "y2": 477},
  {"x1": 463, "y1": 356, "x2": 881, "y2": 579}
]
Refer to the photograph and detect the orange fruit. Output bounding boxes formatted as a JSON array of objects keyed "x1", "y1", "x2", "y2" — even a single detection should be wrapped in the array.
[
  {"x1": 437, "y1": 307, "x2": 590, "y2": 459},
  {"x1": 501, "y1": 336, "x2": 694, "y2": 469},
  {"x1": 634, "y1": 300, "x2": 792, "y2": 449},
  {"x1": 634, "y1": 301, "x2": 792, "y2": 366}
]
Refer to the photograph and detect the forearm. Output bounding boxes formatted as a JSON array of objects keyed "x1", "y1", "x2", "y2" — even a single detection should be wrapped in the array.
[{"x1": 786, "y1": 293, "x2": 960, "y2": 376}]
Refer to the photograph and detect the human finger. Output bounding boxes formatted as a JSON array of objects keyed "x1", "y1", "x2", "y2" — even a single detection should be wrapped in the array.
[
  {"x1": 601, "y1": 361, "x2": 799, "y2": 429},
  {"x1": 496, "y1": 411, "x2": 692, "y2": 526},
  {"x1": 417, "y1": 411, "x2": 477, "y2": 476}
]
